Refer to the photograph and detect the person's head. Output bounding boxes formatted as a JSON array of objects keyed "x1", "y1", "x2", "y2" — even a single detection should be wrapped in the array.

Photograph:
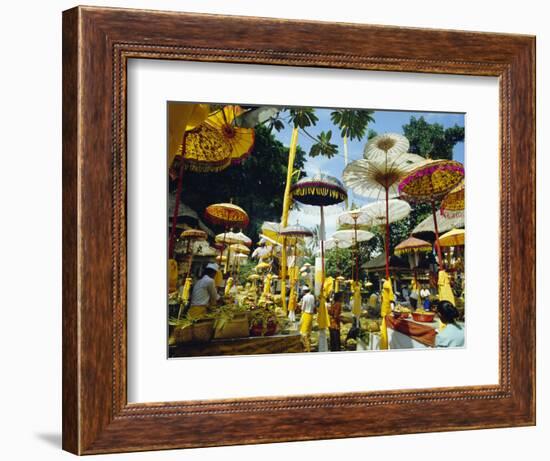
[
  {"x1": 203, "y1": 262, "x2": 219, "y2": 278},
  {"x1": 302, "y1": 286, "x2": 311, "y2": 295},
  {"x1": 334, "y1": 292, "x2": 344, "y2": 303},
  {"x1": 436, "y1": 300, "x2": 459, "y2": 324}
]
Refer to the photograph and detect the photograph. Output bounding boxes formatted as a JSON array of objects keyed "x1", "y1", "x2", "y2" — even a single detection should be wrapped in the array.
[{"x1": 167, "y1": 103, "x2": 466, "y2": 358}]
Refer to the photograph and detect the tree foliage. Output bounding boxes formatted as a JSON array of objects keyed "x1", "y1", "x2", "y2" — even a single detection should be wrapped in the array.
[{"x1": 402, "y1": 116, "x2": 465, "y2": 160}]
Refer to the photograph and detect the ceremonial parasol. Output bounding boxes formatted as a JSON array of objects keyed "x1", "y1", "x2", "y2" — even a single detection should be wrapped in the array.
[
  {"x1": 394, "y1": 235, "x2": 432, "y2": 269},
  {"x1": 290, "y1": 174, "x2": 347, "y2": 347},
  {"x1": 279, "y1": 224, "x2": 314, "y2": 264},
  {"x1": 205, "y1": 203, "x2": 249, "y2": 228},
  {"x1": 255, "y1": 261, "x2": 271, "y2": 272},
  {"x1": 179, "y1": 229, "x2": 208, "y2": 278},
  {"x1": 364, "y1": 133, "x2": 410, "y2": 160},
  {"x1": 168, "y1": 105, "x2": 255, "y2": 256},
  {"x1": 398, "y1": 159, "x2": 465, "y2": 268},
  {"x1": 441, "y1": 182, "x2": 465, "y2": 215},
  {"x1": 413, "y1": 210, "x2": 464, "y2": 234},
  {"x1": 338, "y1": 208, "x2": 375, "y2": 283},
  {"x1": 324, "y1": 238, "x2": 352, "y2": 251},
  {"x1": 438, "y1": 228, "x2": 465, "y2": 247},
  {"x1": 279, "y1": 224, "x2": 313, "y2": 319},
  {"x1": 344, "y1": 136, "x2": 424, "y2": 278},
  {"x1": 204, "y1": 105, "x2": 255, "y2": 163},
  {"x1": 207, "y1": 204, "x2": 249, "y2": 272}
]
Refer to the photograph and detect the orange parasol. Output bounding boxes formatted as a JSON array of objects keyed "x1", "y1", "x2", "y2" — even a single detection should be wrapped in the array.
[{"x1": 205, "y1": 203, "x2": 249, "y2": 228}]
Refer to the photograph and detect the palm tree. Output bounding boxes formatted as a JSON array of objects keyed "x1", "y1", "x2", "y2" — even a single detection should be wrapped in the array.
[
  {"x1": 331, "y1": 109, "x2": 375, "y2": 207},
  {"x1": 330, "y1": 109, "x2": 375, "y2": 165}
]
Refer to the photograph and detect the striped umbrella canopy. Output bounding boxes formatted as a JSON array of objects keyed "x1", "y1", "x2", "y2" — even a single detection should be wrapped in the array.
[{"x1": 290, "y1": 173, "x2": 347, "y2": 207}]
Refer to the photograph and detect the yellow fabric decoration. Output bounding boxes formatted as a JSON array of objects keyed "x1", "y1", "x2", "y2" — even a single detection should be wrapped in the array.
[
  {"x1": 323, "y1": 277, "x2": 334, "y2": 299},
  {"x1": 317, "y1": 296, "x2": 330, "y2": 330},
  {"x1": 180, "y1": 277, "x2": 192, "y2": 305},
  {"x1": 438, "y1": 270, "x2": 456, "y2": 305},
  {"x1": 224, "y1": 277, "x2": 234, "y2": 297},
  {"x1": 214, "y1": 269, "x2": 223, "y2": 288},
  {"x1": 168, "y1": 259, "x2": 178, "y2": 293},
  {"x1": 263, "y1": 274, "x2": 272, "y2": 296},
  {"x1": 168, "y1": 103, "x2": 210, "y2": 166},
  {"x1": 280, "y1": 128, "x2": 300, "y2": 314},
  {"x1": 352, "y1": 281, "x2": 362, "y2": 317},
  {"x1": 288, "y1": 283, "x2": 297, "y2": 312},
  {"x1": 379, "y1": 278, "x2": 394, "y2": 350}
]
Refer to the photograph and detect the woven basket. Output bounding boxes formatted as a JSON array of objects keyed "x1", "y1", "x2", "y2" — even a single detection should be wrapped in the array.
[
  {"x1": 173, "y1": 325, "x2": 193, "y2": 344},
  {"x1": 213, "y1": 314, "x2": 249, "y2": 340},
  {"x1": 191, "y1": 319, "x2": 215, "y2": 343}
]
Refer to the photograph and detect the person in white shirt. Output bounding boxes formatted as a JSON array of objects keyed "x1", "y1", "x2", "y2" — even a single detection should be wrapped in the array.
[
  {"x1": 419, "y1": 285, "x2": 431, "y2": 310},
  {"x1": 188, "y1": 263, "x2": 221, "y2": 319},
  {"x1": 299, "y1": 286, "x2": 316, "y2": 352}
]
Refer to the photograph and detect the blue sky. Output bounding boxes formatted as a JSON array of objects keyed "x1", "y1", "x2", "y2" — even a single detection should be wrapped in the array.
[{"x1": 273, "y1": 108, "x2": 465, "y2": 234}]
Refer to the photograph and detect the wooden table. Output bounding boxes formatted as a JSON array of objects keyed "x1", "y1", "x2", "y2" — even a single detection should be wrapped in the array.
[{"x1": 169, "y1": 333, "x2": 303, "y2": 358}]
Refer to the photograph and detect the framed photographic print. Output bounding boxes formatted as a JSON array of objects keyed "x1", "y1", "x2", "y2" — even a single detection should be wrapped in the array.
[{"x1": 62, "y1": 5, "x2": 536, "y2": 455}]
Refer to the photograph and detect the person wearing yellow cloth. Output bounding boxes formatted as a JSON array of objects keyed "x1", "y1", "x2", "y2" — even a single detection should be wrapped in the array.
[
  {"x1": 379, "y1": 278, "x2": 394, "y2": 350},
  {"x1": 187, "y1": 263, "x2": 221, "y2": 319},
  {"x1": 299, "y1": 286, "x2": 316, "y2": 352},
  {"x1": 437, "y1": 270, "x2": 456, "y2": 305}
]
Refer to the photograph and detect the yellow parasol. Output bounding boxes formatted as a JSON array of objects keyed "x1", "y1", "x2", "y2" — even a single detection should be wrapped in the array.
[
  {"x1": 255, "y1": 261, "x2": 271, "y2": 272},
  {"x1": 168, "y1": 103, "x2": 210, "y2": 166},
  {"x1": 205, "y1": 203, "x2": 249, "y2": 228},
  {"x1": 204, "y1": 105, "x2": 255, "y2": 163},
  {"x1": 441, "y1": 182, "x2": 465, "y2": 215},
  {"x1": 438, "y1": 228, "x2": 465, "y2": 247}
]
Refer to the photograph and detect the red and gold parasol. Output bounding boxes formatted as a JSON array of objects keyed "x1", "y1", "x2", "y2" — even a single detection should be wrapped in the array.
[
  {"x1": 440, "y1": 182, "x2": 465, "y2": 215},
  {"x1": 398, "y1": 159, "x2": 464, "y2": 268}
]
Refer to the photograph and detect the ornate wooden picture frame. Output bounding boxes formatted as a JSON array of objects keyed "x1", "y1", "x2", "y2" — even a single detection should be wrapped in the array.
[{"x1": 62, "y1": 6, "x2": 535, "y2": 455}]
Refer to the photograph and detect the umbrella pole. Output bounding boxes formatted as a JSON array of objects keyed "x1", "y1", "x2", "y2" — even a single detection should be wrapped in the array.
[
  {"x1": 431, "y1": 200, "x2": 444, "y2": 269},
  {"x1": 320, "y1": 206, "x2": 326, "y2": 289},
  {"x1": 354, "y1": 217, "x2": 359, "y2": 282},
  {"x1": 384, "y1": 186, "x2": 390, "y2": 279},
  {"x1": 168, "y1": 132, "x2": 187, "y2": 259}
]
